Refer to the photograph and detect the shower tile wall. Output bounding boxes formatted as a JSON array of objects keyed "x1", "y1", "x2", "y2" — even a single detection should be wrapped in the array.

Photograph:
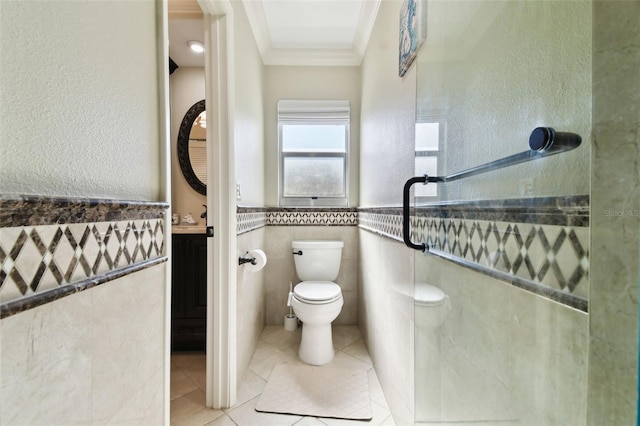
[
  {"x1": 588, "y1": 1, "x2": 640, "y2": 423},
  {"x1": 358, "y1": 197, "x2": 590, "y2": 424},
  {"x1": 415, "y1": 253, "x2": 588, "y2": 424},
  {"x1": 0, "y1": 196, "x2": 168, "y2": 425},
  {"x1": 360, "y1": 196, "x2": 590, "y2": 312},
  {"x1": 237, "y1": 226, "x2": 267, "y2": 375},
  {"x1": 237, "y1": 208, "x2": 359, "y2": 326}
]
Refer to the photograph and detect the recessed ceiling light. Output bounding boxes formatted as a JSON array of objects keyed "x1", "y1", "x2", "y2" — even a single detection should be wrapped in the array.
[{"x1": 187, "y1": 40, "x2": 204, "y2": 54}]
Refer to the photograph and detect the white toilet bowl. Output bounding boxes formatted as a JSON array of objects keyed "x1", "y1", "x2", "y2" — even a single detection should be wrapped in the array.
[
  {"x1": 290, "y1": 281, "x2": 343, "y2": 365},
  {"x1": 290, "y1": 241, "x2": 344, "y2": 365}
]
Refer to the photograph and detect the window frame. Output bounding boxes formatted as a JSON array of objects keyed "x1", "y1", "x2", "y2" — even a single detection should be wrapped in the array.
[
  {"x1": 414, "y1": 118, "x2": 445, "y2": 201},
  {"x1": 277, "y1": 100, "x2": 350, "y2": 207}
]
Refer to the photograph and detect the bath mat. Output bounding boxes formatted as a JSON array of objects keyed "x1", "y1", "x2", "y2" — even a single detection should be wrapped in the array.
[{"x1": 255, "y1": 363, "x2": 372, "y2": 420}]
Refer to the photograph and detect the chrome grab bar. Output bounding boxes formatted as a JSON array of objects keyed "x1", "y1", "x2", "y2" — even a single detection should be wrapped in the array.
[{"x1": 402, "y1": 127, "x2": 581, "y2": 251}]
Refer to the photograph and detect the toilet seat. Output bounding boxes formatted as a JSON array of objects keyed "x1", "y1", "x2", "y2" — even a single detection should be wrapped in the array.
[{"x1": 294, "y1": 281, "x2": 342, "y2": 304}]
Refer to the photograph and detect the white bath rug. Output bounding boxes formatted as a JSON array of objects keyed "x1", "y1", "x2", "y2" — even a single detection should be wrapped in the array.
[{"x1": 255, "y1": 363, "x2": 373, "y2": 420}]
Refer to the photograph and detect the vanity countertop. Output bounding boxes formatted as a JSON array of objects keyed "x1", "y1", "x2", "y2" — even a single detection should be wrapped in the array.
[{"x1": 172, "y1": 225, "x2": 206, "y2": 234}]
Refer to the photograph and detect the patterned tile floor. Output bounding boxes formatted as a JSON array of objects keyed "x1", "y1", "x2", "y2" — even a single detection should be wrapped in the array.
[{"x1": 170, "y1": 325, "x2": 396, "y2": 426}]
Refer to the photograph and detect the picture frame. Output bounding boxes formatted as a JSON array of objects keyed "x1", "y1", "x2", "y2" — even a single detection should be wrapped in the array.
[{"x1": 399, "y1": 0, "x2": 426, "y2": 77}]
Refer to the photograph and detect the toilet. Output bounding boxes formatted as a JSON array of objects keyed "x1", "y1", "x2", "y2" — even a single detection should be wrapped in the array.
[{"x1": 290, "y1": 240, "x2": 344, "y2": 365}]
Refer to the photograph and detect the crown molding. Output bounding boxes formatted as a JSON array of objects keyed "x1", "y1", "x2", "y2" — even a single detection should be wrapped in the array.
[
  {"x1": 242, "y1": 0, "x2": 380, "y2": 67},
  {"x1": 262, "y1": 47, "x2": 361, "y2": 67},
  {"x1": 353, "y1": 0, "x2": 381, "y2": 59}
]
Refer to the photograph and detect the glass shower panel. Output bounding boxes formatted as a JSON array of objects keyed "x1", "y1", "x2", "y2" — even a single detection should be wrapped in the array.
[{"x1": 413, "y1": 0, "x2": 592, "y2": 424}]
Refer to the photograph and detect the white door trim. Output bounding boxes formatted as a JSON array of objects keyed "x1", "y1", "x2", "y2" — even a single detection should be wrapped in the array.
[
  {"x1": 200, "y1": 0, "x2": 237, "y2": 409},
  {"x1": 155, "y1": 1, "x2": 171, "y2": 423}
]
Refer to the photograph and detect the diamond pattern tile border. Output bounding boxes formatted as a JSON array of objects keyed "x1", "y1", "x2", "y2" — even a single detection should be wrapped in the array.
[
  {"x1": 237, "y1": 211, "x2": 267, "y2": 235},
  {"x1": 359, "y1": 209, "x2": 589, "y2": 310},
  {"x1": 1, "y1": 219, "x2": 165, "y2": 306},
  {"x1": 239, "y1": 199, "x2": 590, "y2": 311},
  {"x1": 1, "y1": 196, "x2": 168, "y2": 316}
]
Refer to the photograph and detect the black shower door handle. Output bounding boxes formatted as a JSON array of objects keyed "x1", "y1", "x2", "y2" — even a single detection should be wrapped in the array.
[{"x1": 403, "y1": 175, "x2": 428, "y2": 252}]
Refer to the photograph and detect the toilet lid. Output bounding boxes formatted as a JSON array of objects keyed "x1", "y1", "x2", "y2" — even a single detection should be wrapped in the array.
[{"x1": 294, "y1": 281, "x2": 342, "y2": 302}]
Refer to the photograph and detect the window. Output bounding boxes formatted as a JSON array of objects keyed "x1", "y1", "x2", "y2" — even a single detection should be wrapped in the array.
[
  {"x1": 278, "y1": 100, "x2": 350, "y2": 206},
  {"x1": 414, "y1": 119, "x2": 443, "y2": 199}
]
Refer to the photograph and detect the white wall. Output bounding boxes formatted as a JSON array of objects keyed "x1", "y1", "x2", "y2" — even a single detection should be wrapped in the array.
[
  {"x1": 170, "y1": 67, "x2": 207, "y2": 222},
  {"x1": 359, "y1": 0, "x2": 417, "y2": 208},
  {"x1": 0, "y1": 1, "x2": 162, "y2": 200},
  {"x1": 358, "y1": 1, "x2": 417, "y2": 423},
  {"x1": 416, "y1": 1, "x2": 591, "y2": 201},
  {"x1": 232, "y1": 0, "x2": 268, "y2": 379},
  {"x1": 264, "y1": 66, "x2": 361, "y2": 207},
  {"x1": 234, "y1": 1, "x2": 266, "y2": 207}
]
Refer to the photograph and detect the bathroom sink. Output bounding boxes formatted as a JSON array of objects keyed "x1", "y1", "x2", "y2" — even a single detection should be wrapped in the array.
[{"x1": 172, "y1": 225, "x2": 206, "y2": 234}]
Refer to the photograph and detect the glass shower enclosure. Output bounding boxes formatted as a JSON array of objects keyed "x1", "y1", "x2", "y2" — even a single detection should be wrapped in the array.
[{"x1": 411, "y1": 0, "x2": 597, "y2": 424}]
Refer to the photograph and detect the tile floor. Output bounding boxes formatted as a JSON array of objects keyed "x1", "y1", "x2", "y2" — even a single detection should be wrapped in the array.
[{"x1": 170, "y1": 325, "x2": 396, "y2": 426}]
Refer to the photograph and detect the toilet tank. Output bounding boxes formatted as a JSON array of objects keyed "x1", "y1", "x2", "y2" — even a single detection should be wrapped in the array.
[{"x1": 292, "y1": 240, "x2": 344, "y2": 281}]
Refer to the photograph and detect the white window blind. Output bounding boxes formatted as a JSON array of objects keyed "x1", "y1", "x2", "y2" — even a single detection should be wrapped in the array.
[
  {"x1": 278, "y1": 100, "x2": 350, "y2": 123},
  {"x1": 277, "y1": 100, "x2": 350, "y2": 207}
]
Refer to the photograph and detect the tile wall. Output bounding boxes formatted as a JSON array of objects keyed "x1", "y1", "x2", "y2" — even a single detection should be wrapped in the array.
[
  {"x1": 359, "y1": 196, "x2": 590, "y2": 312},
  {"x1": 237, "y1": 208, "x2": 359, "y2": 326},
  {"x1": 0, "y1": 196, "x2": 168, "y2": 317},
  {"x1": 0, "y1": 196, "x2": 169, "y2": 425}
]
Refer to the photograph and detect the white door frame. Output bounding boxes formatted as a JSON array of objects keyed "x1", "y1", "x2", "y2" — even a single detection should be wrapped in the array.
[{"x1": 198, "y1": 0, "x2": 237, "y2": 409}]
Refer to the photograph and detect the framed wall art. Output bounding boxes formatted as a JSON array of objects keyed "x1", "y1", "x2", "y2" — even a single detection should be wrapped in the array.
[{"x1": 399, "y1": 0, "x2": 426, "y2": 77}]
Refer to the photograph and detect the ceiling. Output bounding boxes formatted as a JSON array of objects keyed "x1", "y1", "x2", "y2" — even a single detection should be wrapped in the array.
[{"x1": 168, "y1": 0, "x2": 380, "y2": 68}]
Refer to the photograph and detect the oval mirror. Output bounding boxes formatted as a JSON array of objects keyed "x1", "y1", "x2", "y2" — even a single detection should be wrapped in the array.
[{"x1": 177, "y1": 99, "x2": 207, "y2": 195}]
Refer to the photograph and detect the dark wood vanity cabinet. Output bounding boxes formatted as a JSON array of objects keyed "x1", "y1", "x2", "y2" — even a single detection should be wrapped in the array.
[{"x1": 171, "y1": 233, "x2": 207, "y2": 351}]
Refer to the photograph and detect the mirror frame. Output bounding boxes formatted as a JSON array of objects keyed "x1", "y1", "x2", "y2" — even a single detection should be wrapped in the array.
[{"x1": 177, "y1": 99, "x2": 207, "y2": 195}]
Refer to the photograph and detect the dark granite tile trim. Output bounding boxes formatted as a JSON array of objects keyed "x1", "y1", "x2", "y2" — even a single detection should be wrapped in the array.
[
  {"x1": 0, "y1": 195, "x2": 169, "y2": 227},
  {"x1": 237, "y1": 206, "x2": 269, "y2": 213},
  {"x1": 1, "y1": 256, "x2": 168, "y2": 319},
  {"x1": 359, "y1": 195, "x2": 589, "y2": 226},
  {"x1": 428, "y1": 250, "x2": 588, "y2": 312}
]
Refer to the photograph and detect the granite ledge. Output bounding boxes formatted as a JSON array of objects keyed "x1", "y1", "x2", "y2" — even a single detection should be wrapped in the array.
[{"x1": 1, "y1": 195, "x2": 169, "y2": 227}]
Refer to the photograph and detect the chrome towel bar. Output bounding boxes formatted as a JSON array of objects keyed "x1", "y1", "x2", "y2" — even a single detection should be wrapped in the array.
[{"x1": 402, "y1": 127, "x2": 581, "y2": 251}]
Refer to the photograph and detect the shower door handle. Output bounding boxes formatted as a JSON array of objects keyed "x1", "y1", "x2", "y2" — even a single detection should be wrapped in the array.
[{"x1": 403, "y1": 176, "x2": 428, "y2": 252}]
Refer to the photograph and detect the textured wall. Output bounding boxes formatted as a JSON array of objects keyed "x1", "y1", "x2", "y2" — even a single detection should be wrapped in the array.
[
  {"x1": 0, "y1": 1, "x2": 161, "y2": 200},
  {"x1": 416, "y1": 1, "x2": 591, "y2": 202},
  {"x1": 358, "y1": 1, "x2": 417, "y2": 423},
  {"x1": 264, "y1": 66, "x2": 361, "y2": 207},
  {"x1": 588, "y1": 1, "x2": 640, "y2": 424},
  {"x1": 234, "y1": 0, "x2": 266, "y2": 208},
  {"x1": 359, "y1": 0, "x2": 416, "y2": 207}
]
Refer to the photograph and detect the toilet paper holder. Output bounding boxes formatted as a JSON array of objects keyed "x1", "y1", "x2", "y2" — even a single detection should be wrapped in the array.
[{"x1": 238, "y1": 252, "x2": 258, "y2": 266}]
